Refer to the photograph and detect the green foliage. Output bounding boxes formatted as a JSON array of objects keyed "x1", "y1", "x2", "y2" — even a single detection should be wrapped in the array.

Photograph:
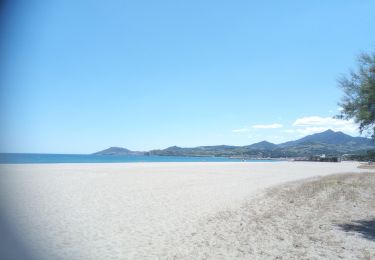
[
  {"x1": 345, "y1": 149, "x2": 375, "y2": 161},
  {"x1": 337, "y1": 50, "x2": 375, "y2": 138}
]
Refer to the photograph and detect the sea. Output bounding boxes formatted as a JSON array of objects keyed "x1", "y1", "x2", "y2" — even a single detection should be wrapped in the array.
[{"x1": 0, "y1": 153, "x2": 279, "y2": 164}]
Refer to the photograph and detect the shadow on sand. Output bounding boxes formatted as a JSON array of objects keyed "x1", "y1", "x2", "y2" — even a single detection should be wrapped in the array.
[{"x1": 337, "y1": 218, "x2": 375, "y2": 241}]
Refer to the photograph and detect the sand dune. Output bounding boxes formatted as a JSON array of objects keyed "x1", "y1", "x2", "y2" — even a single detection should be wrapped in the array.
[{"x1": 0, "y1": 161, "x2": 372, "y2": 259}]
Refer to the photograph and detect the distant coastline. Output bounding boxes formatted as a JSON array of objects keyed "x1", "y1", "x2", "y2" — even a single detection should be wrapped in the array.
[
  {"x1": 2, "y1": 130, "x2": 374, "y2": 164},
  {"x1": 0, "y1": 153, "x2": 281, "y2": 164},
  {"x1": 94, "y1": 130, "x2": 375, "y2": 159}
]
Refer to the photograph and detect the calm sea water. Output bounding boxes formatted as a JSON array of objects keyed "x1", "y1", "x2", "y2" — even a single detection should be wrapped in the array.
[{"x1": 0, "y1": 153, "x2": 278, "y2": 164}]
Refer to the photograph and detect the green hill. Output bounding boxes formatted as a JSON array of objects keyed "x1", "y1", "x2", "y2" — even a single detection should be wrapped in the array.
[{"x1": 94, "y1": 130, "x2": 375, "y2": 158}]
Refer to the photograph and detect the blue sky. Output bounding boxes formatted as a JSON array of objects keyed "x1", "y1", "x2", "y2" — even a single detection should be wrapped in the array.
[{"x1": 1, "y1": 0, "x2": 375, "y2": 153}]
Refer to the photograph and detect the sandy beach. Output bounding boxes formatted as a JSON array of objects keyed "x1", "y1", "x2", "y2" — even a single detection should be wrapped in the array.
[{"x1": 0, "y1": 161, "x2": 373, "y2": 259}]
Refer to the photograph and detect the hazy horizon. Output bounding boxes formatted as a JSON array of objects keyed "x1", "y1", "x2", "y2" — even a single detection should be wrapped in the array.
[{"x1": 0, "y1": 129, "x2": 371, "y2": 154}]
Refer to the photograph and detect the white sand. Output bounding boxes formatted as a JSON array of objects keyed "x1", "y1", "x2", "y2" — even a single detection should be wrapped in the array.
[
  {"x1": 0, "y1": 161, "x2": 369, "y2": 259},
  {"x1": 173, "y1": 172, "x2": 375, "y2": 259}
]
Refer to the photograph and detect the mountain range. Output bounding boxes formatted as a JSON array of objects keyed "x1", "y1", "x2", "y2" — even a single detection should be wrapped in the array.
[{"x1": 93, "y1": 130, "x2": 375, "y2": 158}]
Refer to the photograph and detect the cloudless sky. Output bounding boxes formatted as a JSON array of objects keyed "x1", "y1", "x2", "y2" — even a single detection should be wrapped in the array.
[{"x1": 1, "y1": 0, "x2": 375, "y2": 153}]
